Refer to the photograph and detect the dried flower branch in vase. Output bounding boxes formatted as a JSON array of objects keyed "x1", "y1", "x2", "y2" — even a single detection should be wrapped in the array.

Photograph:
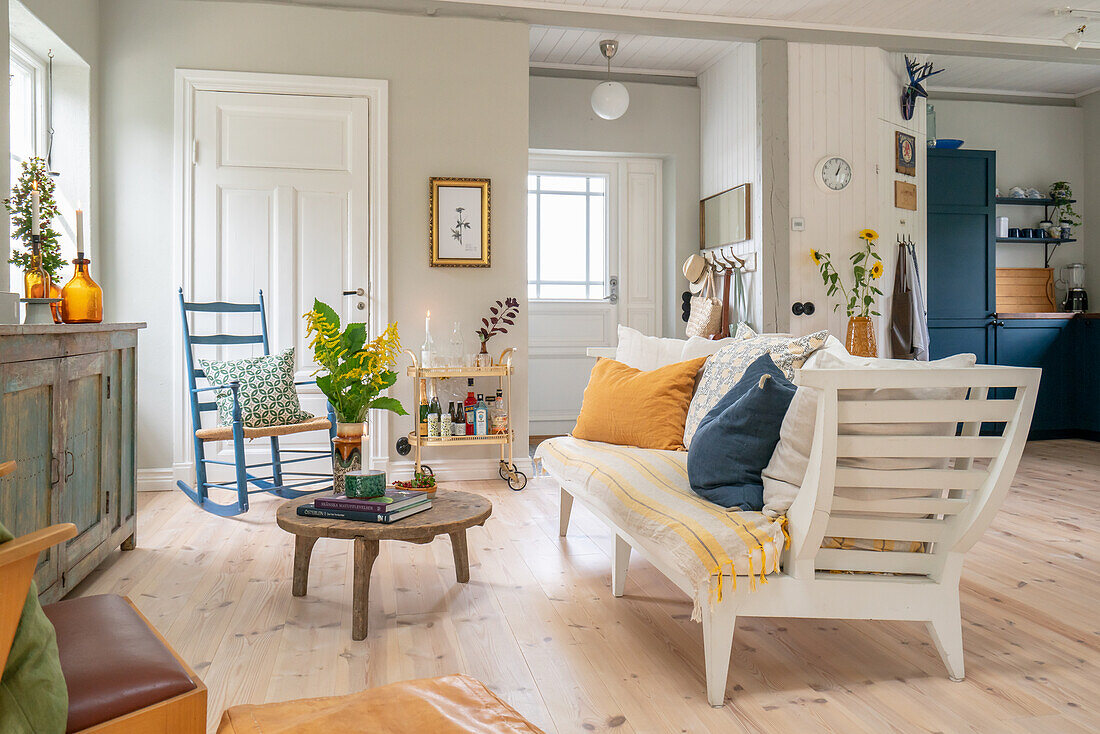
[{"x1": 474, "y1": 297, "x2": 519, "y2": 367}]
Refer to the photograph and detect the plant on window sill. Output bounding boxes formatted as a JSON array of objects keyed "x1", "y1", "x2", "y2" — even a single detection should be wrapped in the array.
[{"x1": 5, "y1": 156, "x2": 64, "y2": 280}]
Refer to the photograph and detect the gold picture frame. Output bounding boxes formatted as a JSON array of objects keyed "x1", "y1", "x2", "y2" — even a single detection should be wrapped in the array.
[{"x1": 429, "y1": 177, "x2": 491, "y2": 267}]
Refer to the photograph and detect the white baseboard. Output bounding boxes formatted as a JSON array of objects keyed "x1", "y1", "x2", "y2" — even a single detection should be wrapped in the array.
[{"x1": 137, "y1": 468, "x2": 176, "y2": 492}]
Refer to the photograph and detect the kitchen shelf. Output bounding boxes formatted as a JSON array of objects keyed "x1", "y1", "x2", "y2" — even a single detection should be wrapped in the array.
[
  {"x1": 995, "y1": 237, "x2": 1076, "y2": 245},
  {"x1": 994, "y1": 197, "x2": 1075, "y2": 206},
  {"x1": 995, "y1": 237, "x2": 1077, "y2": 267}
]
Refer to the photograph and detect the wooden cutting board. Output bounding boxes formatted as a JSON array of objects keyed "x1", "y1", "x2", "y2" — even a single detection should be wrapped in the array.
[{"x1": 996, "y1": 268, "x2": 1056, "y2": 313}]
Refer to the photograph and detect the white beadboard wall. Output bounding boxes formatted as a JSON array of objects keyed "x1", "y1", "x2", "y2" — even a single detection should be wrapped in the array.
[
  {"x1": 698, "y1": 43, "x2": 763, "y2": 330},
  {"x1": 787, "y1": 43, "x2": 926, "y2": 351}
]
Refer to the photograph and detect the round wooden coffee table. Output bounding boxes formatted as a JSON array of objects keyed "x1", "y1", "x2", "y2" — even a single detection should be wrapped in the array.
[{"x1": 276, "y1": 489, "x2": 492, "y2": 640}]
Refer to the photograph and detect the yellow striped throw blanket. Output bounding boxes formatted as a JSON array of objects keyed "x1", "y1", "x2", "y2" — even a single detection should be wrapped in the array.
[{"x1": 536, "y1": 437, "x2": 787, "y2": 621}]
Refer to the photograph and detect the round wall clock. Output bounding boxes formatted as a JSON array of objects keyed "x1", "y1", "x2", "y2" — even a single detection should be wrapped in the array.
[{"x1": 815, "y1": 155, "x2": 852, "y2": 192}]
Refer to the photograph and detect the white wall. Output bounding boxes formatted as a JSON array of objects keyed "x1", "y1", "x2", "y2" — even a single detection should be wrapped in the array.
[
  {"x1": 698, "y1": 43, "x2": 763, "y2": 331},
  {"x1": 1081, "y1": 91, "x2": 1100, "y2": 301},
  {"x1": 933, "y1": 99, "x2": 1086, "y2": 303},
  {"x1": 528, "y1": 74, "x2": 699, "y2": 337},
  {"x1": 786, "y1": 43, "x2": 926, "y2": 349},
  {"x1": 97, "y1": 0, "x2": 530, "y2": 474}
]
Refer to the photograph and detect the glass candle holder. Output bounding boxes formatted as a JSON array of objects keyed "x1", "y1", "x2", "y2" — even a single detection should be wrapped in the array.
[{"x1": 60, "y1": 258, "x2": 103, "y2": 324}]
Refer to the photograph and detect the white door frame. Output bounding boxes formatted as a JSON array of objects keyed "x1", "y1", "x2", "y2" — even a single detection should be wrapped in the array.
[{"x1": 171, "y1": 69, "x2": 390, "y2": 482}]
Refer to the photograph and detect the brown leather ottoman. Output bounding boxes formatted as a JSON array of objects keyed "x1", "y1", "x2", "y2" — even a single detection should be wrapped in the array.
[
  {"x1": 218, "y1": 674, "x2": 545, "y2": 734},
  {"x1": 43, "y1": 594, "x2": 203, "y2": 733}
]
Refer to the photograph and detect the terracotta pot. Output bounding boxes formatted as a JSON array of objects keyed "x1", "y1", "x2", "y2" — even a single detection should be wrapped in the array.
[{"x1": 845, "y1": 316, "x2": 878, "y2": 357}]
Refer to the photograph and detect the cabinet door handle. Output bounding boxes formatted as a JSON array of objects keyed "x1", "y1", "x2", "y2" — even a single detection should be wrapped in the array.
[
  {"x1": 65, "y1": 450, "x2": 75, "y2": 479},
  {"x1": 51, "y1": 456, "x2": 60, "y2": 486}
]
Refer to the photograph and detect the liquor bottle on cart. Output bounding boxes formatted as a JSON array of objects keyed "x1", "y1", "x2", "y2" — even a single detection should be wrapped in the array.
[
  {"x1": 474, "y1": 394, "x2": 489, "y2": 436},
  {"x1": 453, "y1": 400, "x2": 467, "y2": 436},
  {"x1": 491, "y1": 388, "x2": 508, "y2": 435},
  {"x1": 464, "y1": 378, "x2": 478, "y2": 429},
  {"x1": 418, "y1": 378, "x2": 429, "y2": 437}
]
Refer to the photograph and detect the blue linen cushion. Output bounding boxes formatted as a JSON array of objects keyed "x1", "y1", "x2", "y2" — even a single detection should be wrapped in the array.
[{"x1": 687, "y1": 353, "x2": 797, "y2": 511}]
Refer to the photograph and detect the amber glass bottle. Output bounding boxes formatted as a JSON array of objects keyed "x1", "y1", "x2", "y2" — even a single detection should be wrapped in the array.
[
  {"x1": 61, "y1": 257, "x2": 103, "y2": 323},
  {"x1": 23, "y1": 235, "x2": 51, "y2": 298}
]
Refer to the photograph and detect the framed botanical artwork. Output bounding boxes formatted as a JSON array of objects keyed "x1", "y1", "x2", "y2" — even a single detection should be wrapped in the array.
[
  {"x1": 895, "y1": 131, "x2": 916, "y2": 176},
  {"x1": 429, "y1": 177, "x2": 490, "y2": 267}
]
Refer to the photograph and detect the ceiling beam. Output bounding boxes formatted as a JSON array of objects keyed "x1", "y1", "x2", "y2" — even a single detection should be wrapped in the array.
[{"x1": 214, "y1": 0, "x2": 1100, "y2": 65}]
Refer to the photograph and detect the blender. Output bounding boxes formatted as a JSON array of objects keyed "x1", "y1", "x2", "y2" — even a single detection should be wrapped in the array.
[{"x1": 1059, "y1": 263, "x2": 1088, "y2": 312}]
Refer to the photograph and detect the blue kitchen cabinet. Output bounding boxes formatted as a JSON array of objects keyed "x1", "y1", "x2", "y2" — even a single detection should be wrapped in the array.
[
  {"x1": 1076, "y1": 319, "x2": 1100, "y2": 436},
  {"x1": 993, "y1": 320, "x2": 1072, "y2": 437}
]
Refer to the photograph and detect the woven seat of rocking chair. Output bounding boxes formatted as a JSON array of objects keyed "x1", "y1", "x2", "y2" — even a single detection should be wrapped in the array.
[{"x1": 195, "y1": 416, "x2": 331, "y2": 441}]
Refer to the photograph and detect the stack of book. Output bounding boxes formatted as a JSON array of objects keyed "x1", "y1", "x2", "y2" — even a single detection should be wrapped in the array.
[{"x1": 297, "y1": 488, "x2": 431, "y2": 523}]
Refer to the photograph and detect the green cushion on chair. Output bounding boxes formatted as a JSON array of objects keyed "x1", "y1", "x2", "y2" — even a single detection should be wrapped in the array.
[
  {"x1": 0, "y1": 523, "x2": 68, "y2": 734},
  {"x1": 200, "y1": 347, "x2": 314, "y2": 429}
]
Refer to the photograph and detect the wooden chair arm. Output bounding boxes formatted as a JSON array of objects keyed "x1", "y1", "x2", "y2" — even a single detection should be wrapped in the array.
[
  {"x1": 0, "y1": 523, "x2": 77, "y2": 676},
  {"x1": 0, "y1": 460, "x2": 14, "y2": 479},
  {"x1": 0, "y1": 523, "x2": 78, "y2": 570}
]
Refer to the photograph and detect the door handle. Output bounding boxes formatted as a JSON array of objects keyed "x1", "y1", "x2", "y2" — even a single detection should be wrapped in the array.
[
  {"x1": 603, "y1": 277, "x2": 619, "y2": 305},
  {"x1": 65, "y1": 450, "x2": 75, "y2": 479},
  {"x1": 343, "y1": 288, "x2": 365, "y2": 297},
  {"x1": 51, "y1": 456, "x2": 60, "y2": 486}
]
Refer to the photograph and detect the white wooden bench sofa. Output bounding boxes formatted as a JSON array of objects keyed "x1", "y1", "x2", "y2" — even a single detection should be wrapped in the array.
[{"x1": 536, "y1": 363, "x2": 1039, "y2": 707}]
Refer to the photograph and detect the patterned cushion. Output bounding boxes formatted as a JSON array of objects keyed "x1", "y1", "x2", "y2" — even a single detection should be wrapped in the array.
[
  {"x1": 200, "y1": 348, "x2": 314, "y2": 429},
  {"x1": 683, "y1": 328, "x2": 828, "y2": 446}
]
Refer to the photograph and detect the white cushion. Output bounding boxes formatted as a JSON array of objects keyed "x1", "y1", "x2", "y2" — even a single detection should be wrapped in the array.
[
  {"x1": 614, "y1": 324, "x2": 686, "y2": 371},
  {"x1": 761, "y1": 350, "x2": 978, "y2": 518},
  {"x1": 680, "y1": 335, "x2": 738, "y2": 361}
]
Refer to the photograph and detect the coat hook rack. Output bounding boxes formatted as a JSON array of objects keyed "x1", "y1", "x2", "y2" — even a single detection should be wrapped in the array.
[{"x1": 703, "y1": 248, "x2": 756, "y2": 274}]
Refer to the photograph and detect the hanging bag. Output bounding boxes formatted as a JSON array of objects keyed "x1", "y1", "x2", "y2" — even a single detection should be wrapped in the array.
[{"x1": 686, "y1": 267, "x2": 722, "y2": 338}]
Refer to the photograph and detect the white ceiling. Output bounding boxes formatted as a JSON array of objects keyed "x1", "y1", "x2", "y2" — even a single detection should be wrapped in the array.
[
  {"x1": 530, "y1": 28, "x2": 1100, "y2": 97},
  {"x1": 455, "y1": 0, "x2": 1099, "y2": 45},
  {"x1": 529, "y1": 26, "x2": 736, "y2": 76}
]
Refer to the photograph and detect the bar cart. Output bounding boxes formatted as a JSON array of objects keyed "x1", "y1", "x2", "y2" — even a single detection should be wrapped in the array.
[{"x1": 397, "y1": 347, "x2": 527, "y2": 490}]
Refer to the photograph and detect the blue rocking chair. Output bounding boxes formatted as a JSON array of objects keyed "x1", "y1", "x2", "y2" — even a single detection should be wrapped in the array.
[{"x1": 177, "y1": 288, "x2": 336, "y2": 516}]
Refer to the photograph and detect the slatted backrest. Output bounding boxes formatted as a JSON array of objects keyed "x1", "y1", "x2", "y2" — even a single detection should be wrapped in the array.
[
  {"x1": 787, "y1": 365, "x2": 1040, "y2": 579},
  {"x1": 177, "y1": 288, "x2": 270, "y2": 426}
]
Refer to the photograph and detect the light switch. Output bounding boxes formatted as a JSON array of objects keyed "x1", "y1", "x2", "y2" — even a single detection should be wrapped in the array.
[{"x1": 791, "y1": 217, "x2": 806, "y2": 231}]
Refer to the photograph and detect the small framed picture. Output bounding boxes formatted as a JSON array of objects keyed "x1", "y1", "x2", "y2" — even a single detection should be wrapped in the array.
[
  {"x1": 429, "y1": 177, "x2": 490, "y2": 267},
  {"x1": 895, "y1": 131, "x2": 916, "y2": 176}
]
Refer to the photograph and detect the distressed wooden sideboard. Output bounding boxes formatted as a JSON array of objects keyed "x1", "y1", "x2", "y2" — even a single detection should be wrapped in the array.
[{"x1": 0, "y1": 322, "x2": 145, "y2": 602}]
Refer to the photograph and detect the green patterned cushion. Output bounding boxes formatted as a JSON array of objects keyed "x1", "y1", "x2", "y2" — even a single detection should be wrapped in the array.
[
  {"x1": 684, "y1": 328, "x2": 828, "y2": 447},
  {"x1": 0, "y1": 523, "x2": 68, "y2": 734},
  {"x1": 200, "y1": 348, "x2": 314, "y2": 428}
]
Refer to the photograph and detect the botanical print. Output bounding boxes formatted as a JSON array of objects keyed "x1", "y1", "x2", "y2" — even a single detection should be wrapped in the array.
[{"x1": 437, "y1": 185, "x2": 484, "y2": 261}]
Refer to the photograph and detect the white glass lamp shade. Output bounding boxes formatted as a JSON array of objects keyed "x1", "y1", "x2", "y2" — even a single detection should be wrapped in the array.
[{"x1": 591, "y1": 81, "x2": 629, "y2": 120}]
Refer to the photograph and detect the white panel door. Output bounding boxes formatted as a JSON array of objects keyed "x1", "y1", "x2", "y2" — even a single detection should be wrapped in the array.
[
  {"x1": 527, "y1": 154, "x2": 662, "y2": 437},
  {"x1": 189, "y1": 90, "x2": 369, "y2": 452}
]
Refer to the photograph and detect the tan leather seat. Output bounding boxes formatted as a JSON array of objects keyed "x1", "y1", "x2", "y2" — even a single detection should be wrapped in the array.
[{"x1": 43, "y1": 594, "x2": 198, "y2": 733}]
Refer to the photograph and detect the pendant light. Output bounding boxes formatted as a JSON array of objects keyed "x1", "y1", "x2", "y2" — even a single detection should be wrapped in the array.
[{"x1": 591, "y1": 40, "x2": 629, "y2": 121}]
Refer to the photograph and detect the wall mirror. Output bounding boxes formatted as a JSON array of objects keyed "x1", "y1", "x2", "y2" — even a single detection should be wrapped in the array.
[{"x1": 700, "y1": 183, "x2": 750, "y2": 249}]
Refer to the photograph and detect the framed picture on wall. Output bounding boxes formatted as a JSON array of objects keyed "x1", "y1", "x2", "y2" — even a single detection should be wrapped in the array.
[
  {"x1": 430, "y1": 177, "x2": 490, "y2": 267},
  {"x1": 895, "y1": 131, "x2": 916, "y2": 176}
]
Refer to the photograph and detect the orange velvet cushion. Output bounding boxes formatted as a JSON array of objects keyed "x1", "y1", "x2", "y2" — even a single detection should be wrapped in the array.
[{"x1": 572, "y1": 357, "x2": 708, "y2": 451}]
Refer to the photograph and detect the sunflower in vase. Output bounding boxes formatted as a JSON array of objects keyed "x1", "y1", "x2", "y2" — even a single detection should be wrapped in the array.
[{"x1": 810, "y1": 228, "x2": 884, "y2": 357}]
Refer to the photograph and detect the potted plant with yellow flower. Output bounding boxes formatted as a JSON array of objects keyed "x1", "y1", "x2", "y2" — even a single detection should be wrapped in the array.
[
  {"x1": 304, "y1": 299, "x2": 407, "y2": 493},
  {"x1": 810, "y1": 228, "x2": 885, "y2": 357}
]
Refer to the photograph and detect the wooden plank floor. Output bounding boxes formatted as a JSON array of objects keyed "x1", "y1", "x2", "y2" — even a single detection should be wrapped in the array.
[{"x1": 73, "y1": 440, "x2": 1100, "y2": 733}]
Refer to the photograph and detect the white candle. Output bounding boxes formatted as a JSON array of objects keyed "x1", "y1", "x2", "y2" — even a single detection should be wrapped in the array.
[
  {"x1": 31, "y1": 181, "x2": 40, "y2": 237},
  {"x1": 425, "y1": 310, "x2": 430, "y2": 333},
  {"x1": 75, "y1": 208, "x2": 84, "y2": 256}
]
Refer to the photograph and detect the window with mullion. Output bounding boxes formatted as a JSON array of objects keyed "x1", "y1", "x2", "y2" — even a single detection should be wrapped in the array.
[{"x1": 527, "y1": 173, "x2": 609, "y2": 301}]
